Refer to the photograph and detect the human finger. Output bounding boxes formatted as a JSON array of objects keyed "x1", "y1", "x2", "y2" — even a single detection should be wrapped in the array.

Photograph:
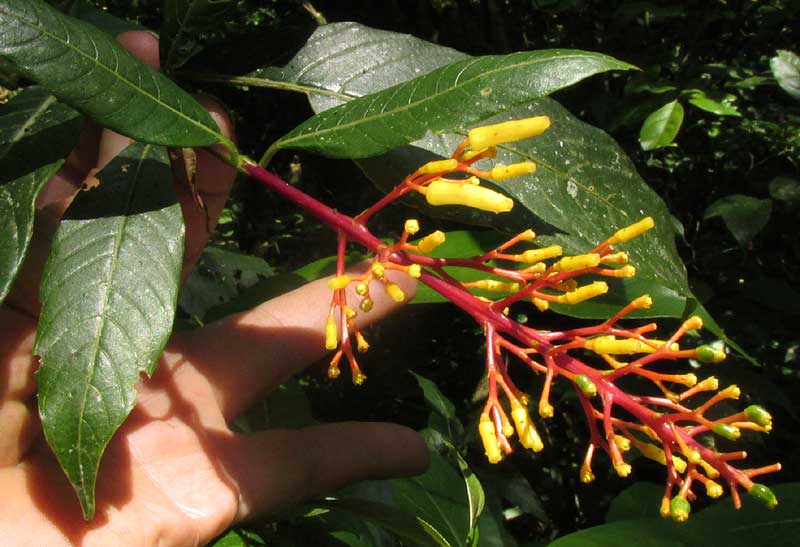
[
  {"x1": 227, "y1": 421, "x2": 429, "y2": 521},
  {"x1": 173, "y1": 270, "x2": 417, "y2": 421}
]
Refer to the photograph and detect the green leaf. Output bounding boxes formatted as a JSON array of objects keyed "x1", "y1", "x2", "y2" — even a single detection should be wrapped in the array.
[
  {"x1": 605, "y1": 482, "x2": 663, "y2": 522},
  {"x1": 0, "y1": 0, "x2": 225, "y2": 147},
  {"x1": 704, "y1": 194, "x2": 772, "y2": 245},
  {"x1": 267, "y1": 23, "x2": 697, "y2": 322},
  {"x1": 770, "y1": 50, "x2": 800, "y2": 100},
  {"x1": 453, "y1": 450, "x2": 485, "y2": 534},
  {"x1": 411, "y1": 371, "x2": 456, "y2": 421},
  {"x1": 0, "y1": 86, "x2": 81, "y2": 304},
  {"x1": 269, "y1": 30, "x2": 634, "y2": 160},
  {"x1": 392, "y1": 451, "x2": 473, "y2": 547},
  {"x1": 34, "y1": 141, "x2": 184, "y2": 519},
  {"x1": 686, "y1": 91, "x2": 741, "y2": 117},
  {"x1": 160, "y1": 0, "x2": 237, "y2": 72},
  {"x1": 318, "y1": 498, "x2": 450, "y2": 547},
  {"x1": 66, "y1": 0, "x2": 143, "y2": 36},
  {"x1": 639, "y1": 99, "x2": 684, "y2": 150},
  {"x1": 548, "y1": 482, "x2": 800, "y2": 547},
  {"x1": 209, "y1": 528, "x2": 267, "y2": 547}
]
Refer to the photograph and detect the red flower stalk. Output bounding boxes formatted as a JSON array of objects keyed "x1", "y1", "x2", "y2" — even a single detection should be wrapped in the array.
[{"x1": 241, "y1": 116, "x2": 780, "y2": 521}]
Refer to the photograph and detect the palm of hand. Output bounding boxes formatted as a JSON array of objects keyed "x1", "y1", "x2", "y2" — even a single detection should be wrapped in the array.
[{"x1": 0, "y1": 31, "x2": 426, "y2": 547}]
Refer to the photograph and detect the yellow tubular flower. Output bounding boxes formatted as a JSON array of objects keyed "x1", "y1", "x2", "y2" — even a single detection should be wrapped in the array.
[
  {"x1": 325, "y1": 316, "x2": 338, "y2": 350},
  {"x1": 552, "y1": 253, "x2": 601, "y2": 272},
  {"x1": 355, "y1": 332, "x2": 370, "y2": 353},
  {"x1": 470, "y1": 279, "x2": 521, "y2": 293},
  {"x1": 467, "y1": 116, "x2": 552, "y2": 150},
  {"x1": 327, "y1": 274, "x2": 352, "y2": 290},
  {"x1": 586, "y1": 335, "x2": 672, "y2": 355},
  {"x1": 479, "y1": 417, "x2": 502, "y2": 463},
  {"x1": 608, "y1": 216, "x2": 655, "y2": 244},
  {"x1": 632, "y1": 295, "x2": 653, "y2": 309},
  {"x1": 424, "y1": 179, "x2": 514, "y2": 213},
  {"x1": 683, "y1": 315, "x2": 704, "y2": 330},
  {"x1": 603, "y1": 265, "x2": 636, "y2": 278},
  {"x1": 511, "y1": 406, "x2": 544, "y2": 452},
  {"x1": 532, "y1": 297, "x2": 550, "y2": 311},
  {"x1": 417, "y1": 230, "x2": 446, "y2": 254},
  {"x1": 458, "y1": 146, "x2": 497, "y2": 162},
  {"x1": 519, "y1": 229, "x2": 536, "y2": 241},
  {"x1": 556, "y1": 281, "x2": 609, "y2": 304},
  {"x1": 516, "y1": 245, "x2": 563, "y2": 263},
  {"x1": 417, "y1": 158, "x2": 459, "y2": 174},
  {"x1": 490, "y1": 161, "x2": 537, "y2": 181}
]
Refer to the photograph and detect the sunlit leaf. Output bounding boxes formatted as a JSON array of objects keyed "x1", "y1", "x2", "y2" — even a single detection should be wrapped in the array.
[
  {"x1": 639, "y1": 99, "x2": 684, "y2": 150},
  {"x1": 770, "y1": 50, "x2": 800, "y2": 100},
  {"x1": 34, "y1": 141, "x2": 184, "y2": 519},
  {"x1": 268, "y1": 24, "x2": 634, "y2": 161},
  {"x1": 0, "y1": 0, "x2": 224, "y2": 146}
]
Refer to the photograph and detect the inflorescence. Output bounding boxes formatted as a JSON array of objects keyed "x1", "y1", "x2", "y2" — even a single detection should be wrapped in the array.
[{"x1": 247, "y1": 115, "x2": 780, "y2": 521}]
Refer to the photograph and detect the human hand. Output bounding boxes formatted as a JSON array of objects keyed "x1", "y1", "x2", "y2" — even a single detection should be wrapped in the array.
[{"x1": 0, "y1": 31, "x2": 427, "y2": 547}]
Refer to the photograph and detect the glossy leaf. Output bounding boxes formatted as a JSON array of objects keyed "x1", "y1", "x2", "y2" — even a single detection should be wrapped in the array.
[
  {"x1": 686, "y1": 92, "x2": 741, "y2": 117},
  {"x1": 0, "y1": 86, "x2": 81, "y2": 303},
  {"x1": 160, "y1": 0, "x2": 237, "y2": 72},
  {"x1": 265, "y1": 23, "x2": 697, "y2": 322},
  {"x1": 0, "y1": 0, "x2": 224, "y2": 147},
  {"x1": 639, "y1": 99, "x2": 684, "y2": 150},
  {"x1": 770, "y1": 49, "x2": 800, "y2": 100},
  {"x1": 453, "y1": 450, "x2": 485, "y2": 535},
  {"x1": 270, "y1": 26, "x2": 634, "y2": 159},
  {"x1": 66, "y1": 0, "x2": 143, "y2": 36},
  {"x1": 704, "y1": 194, "x2": 772, "y2": 245},
  {"x1": 34, "y1": 141, "x2": 184, "y2": 519}
]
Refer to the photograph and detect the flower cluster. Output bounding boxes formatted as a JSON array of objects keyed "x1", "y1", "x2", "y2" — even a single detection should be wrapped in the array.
[{"x1": 275, "y1": 115, "x2": 780, "y2": 521}]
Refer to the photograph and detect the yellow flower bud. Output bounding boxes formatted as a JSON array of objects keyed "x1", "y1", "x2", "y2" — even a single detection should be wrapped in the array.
[
  {"x1": 327, "y1": 274, "x2": 352, "y2": 290},
  {"x1": 467, "y1": 116, "x2": 551, "y2": 150},
  {"x1": 353, "y1": 372, "x2": 367, "y2": 385},
  {"x1": 603, "y1": 265, "x2": 636, "y2": 278},
  {"x1": 705, "y1": 481, "x2": 724, "y2": 498},
  {"x1": 556, "y1": 281, "x2": 608, "y2": 304},
  {"x1": 355, "y1": 332, "x2": 370, "y2": 353},
  {"x1": 615, "y1": 463, "x2": 632, "y2": 477},
  {"x1": 359, "y1": 297, "x2": 374, "y2": 312},
  {"x1": 580, "y1": 463, "x2": 595, "y2": 484},
  {"x1": 516, "y1": 245, "x2": 563, "y2": 263},
  {"x1": 470, "y1": 279, "x2": 520, "y2": 293},
  {"x1": 355, "y1": 282, "x2": 369, "y2": 296},
  {"x1": 608, "y1": 217, "x2": 655, "y2": 244},
  {"x1": 417, "y1": 230, "x2": 446, "y2": 254},
  {"x1": 343, "y1": 305, "x2": 357, "y2": 320},
  {"x1": 632, "y1": 295, "x2": 653, "y2": 309},
  {"x1": 417, "y1": 158, "x2": 459, "y2": 174},
  {"x1": 404, "y1": 219, "x2": 420, "y2": 235},
  {"x1": 683, "y1": 315, "x2": 704, "y2": 331},
  {"x1": 325, "y1": 316, "x2": 338, "y2": 350},
  {"x1": 458, "y1": 146, "x2": 497, "y2": 162},
  {"x1": 585, "y1": 335, "x2": 665, "y2": 355},
  {"x1": 519, "y1": 229, "x2": 536, "y2": 241},
  {"x1": 614, "y1": 435, "x2": 631, "y2": 452},
  {"x1": 424, "y1": 179, "x2": 514, "y2": 213},
  {"x1": 552, "y1": 253, "x2": 601, "y2": 272},
  {"x1": 408, "y1": 264, "x2": 422, "y2": 279},
  {"x1": 386, "y1": 282, "x2": 405, "y2": 302},
  {"x1": 371, "y1": 262, "x2": 385, "y2": 279},
  {"x1": 490, "y1": 161, "x2": 537, "y2": 181},
  {"x1": 532, "y1": 297, "x2": 550, "y2": 311},
  {"x1": 479, "y1": 417, "x2": 502, "y2": 464}
]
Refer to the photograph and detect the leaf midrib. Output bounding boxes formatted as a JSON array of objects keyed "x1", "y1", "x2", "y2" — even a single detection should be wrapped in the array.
[
  {"x1": 75, "y1": 143, "x2": 153, "y2": 502},
  {"x1": 0, "y1": 91, "x2": 56, "y2": 161},
  {"x1": 278, "y1": 52, "x2": 620, "y2": 147},
  {"x1": 0, "y1": 4, "x2": 221, "y2": 144}
]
